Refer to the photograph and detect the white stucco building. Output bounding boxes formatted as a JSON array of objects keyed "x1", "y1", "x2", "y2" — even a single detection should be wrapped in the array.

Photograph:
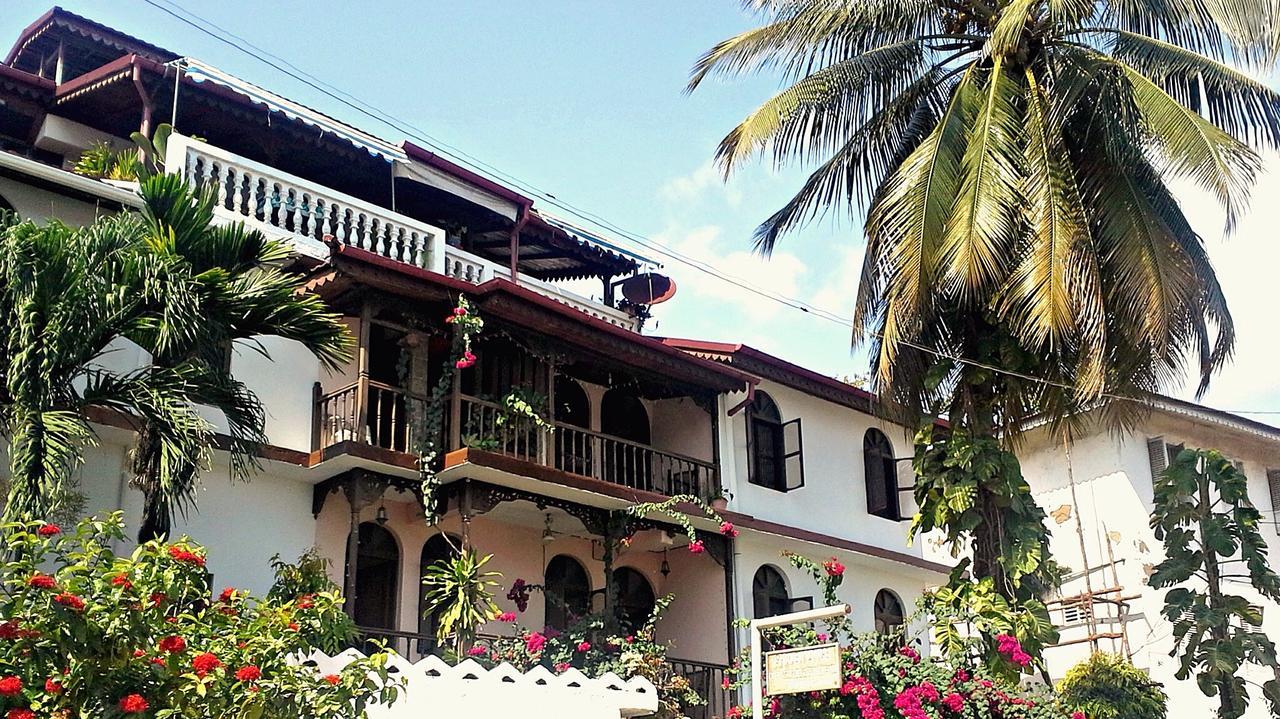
[
  {"x1": 0, "y1": 8, "x2": 948, "y2": 716},
  {"x1": 1018, "y1": 398, "x2": 1280, "y2": 718}
]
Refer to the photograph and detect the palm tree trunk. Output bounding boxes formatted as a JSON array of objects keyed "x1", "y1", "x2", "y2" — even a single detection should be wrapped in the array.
[{"x1": 132, "y1": 422, "x2": 171, "y2": 543}]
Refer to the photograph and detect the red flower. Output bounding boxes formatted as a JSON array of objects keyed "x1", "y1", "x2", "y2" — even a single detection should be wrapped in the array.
[
  {"x1": 218, "y1": 587, "x2": 237, "y2": 603},
  {"x1": 576, "y1": 641, "x2": 591, "y2": 652},
  {"x1": 899, "y1": 645, "x2": 921, "y2": 664},
  {"x1": 111, "y1": 574, "x2": 134, "y2": 590},
  {"x1": 822, "y1": 558, "x2": 845, "y2": 577},
  {"x1": 149, "y1": 592, "x2": 166, "y2": 607},
  {"x1": 296, "y1": 594, "x2": 315, "y2": 609},
  {"x1": 0, "y1": 677, "x2": 21, "y2": 696},
  {"x1": 455, "y1": 350, "x2": 477, "y2": 369},
  {"x1": 133, "y1": 649, "x2": 146, "y2": 658},
  {"x1": 235, "y1": 665, "x2": 262, "y2": 682},
  {"x1": 27, "y1": 573, "x2": 56, "y2": 590},
  {"x1": 554, "y1": 662, "x2": 571, "y2": 672},
  {"x1": 7, "y1": 709, "x2": 34, "y2": 719},
  {"x1": 37, "y1": 523, "x2": 60, "y2": 536},
  {"x1": 726, "y1": 708, "x2": 744, "y2": 718},
  {"x1": 44, "y1": 677, "x2": 63, "y2": 694},
  {"x1": 323, "y1": 674, "x2": 341, "y2": 686},
  {"x1": 0, "y1": 621, "x2": 19, "y2": 640},
  {"x1": 167, "y1": 546, "x2": 206, "y2": 567},
  {"x1": 119, "y1": 694, "x2": 149, "y2": 713},
  {"x1": 54, "y1": 593, "x2": 85, "y2": 611},
  {"x1": 1071, "y1": 713, "x2": 1086, "y2": 719},
  {"x1": 687, "y1": 539, "x2": 705, "y2": 554},
  {"x1": 719, "y1": 521, "x2": 738, "y2": 538},
  {"x1": 287, "y1": 622, "x2": 300, "y2": 632},
  {"x1": 158, "y1": 635, "x2": 186, "y2": 653},
  {"x1": 192, "y1": 652, "x2": 222, "y2": 676},
  {"x1": 497, "y1": 611, "x2": 517, "y2": 622}
]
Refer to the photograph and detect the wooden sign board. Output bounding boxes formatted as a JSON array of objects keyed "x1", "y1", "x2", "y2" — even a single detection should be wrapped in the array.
[{"x1": 764, "y1": 643, "x2": 842, "y2": 695}]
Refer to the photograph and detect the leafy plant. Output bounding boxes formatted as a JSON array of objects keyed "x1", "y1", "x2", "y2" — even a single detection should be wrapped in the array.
[
  {"x1": 1057, "y1": 652, "x2": 1168, "y2": 719},
  {"x1": 0, "y1": 512, "x2": 398, "y2": 717},
  {"x1": 1150, "y1": 448, "x2": 1280, "y2": 718},
  {"x1": 421, "y1": 546, "x2": 501, "y2": 654}
]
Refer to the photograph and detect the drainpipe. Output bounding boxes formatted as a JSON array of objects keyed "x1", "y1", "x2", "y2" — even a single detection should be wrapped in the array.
[
  {"x1": 508, "y1": 203, "x2": 531, "y2": 282},
  {"x1": 132, "y1": 61, "x2": 154, "y2": 138}
]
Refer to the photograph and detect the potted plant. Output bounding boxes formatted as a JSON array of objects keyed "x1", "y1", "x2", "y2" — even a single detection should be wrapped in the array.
[{"x1": 707, "y1": 487, "x2": 731, "y2": 511}]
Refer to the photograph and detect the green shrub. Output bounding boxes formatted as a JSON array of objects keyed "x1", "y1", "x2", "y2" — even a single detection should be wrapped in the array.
[{"x1": 1057, "y1": 653, "x2": 1167, "y2": 719}]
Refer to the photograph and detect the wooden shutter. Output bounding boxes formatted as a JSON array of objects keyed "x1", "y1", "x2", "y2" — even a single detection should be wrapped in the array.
[
  {"x1": 1268, "y1": 469, "x2": 1280, "y2": 536},
  {"x1": 1146, "y1": 437, "x2": 1168, "y2": 479},
  {"x1": 782, "y1": 417, "x2": 805, "y2": 491}
]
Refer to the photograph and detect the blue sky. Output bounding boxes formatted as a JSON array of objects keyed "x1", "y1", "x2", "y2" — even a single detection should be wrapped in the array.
[{"x1": 5, "y1": 0, "x2": 1278, "y2": 419}]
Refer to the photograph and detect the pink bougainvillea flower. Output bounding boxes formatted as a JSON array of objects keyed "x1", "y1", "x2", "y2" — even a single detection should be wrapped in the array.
[
  {"x1": 719, "y1": 521, "x2": 738, "y2": 538},
  {"x1": 576, "y1": 641, "x2": 591, "y2": 652},
  {"x1": 687, "y1": 539, "x2": 705, "y2": 554},
  {"x1": 524, "y1": 631, "x2": 546, "y2": 654},
  {"x1": 822, "y1": 558, "x2": 845, "y2": 577},
  {"x1": 497, "y1": 611, "x2": 517, "y2": 623},
  {"x1": 467, "y1": 646, "x2": 488, "y2": 656}
]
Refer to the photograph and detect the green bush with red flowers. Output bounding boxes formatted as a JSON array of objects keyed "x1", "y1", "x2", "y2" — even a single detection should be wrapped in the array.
[
  {"x1": 721, "y1": 553, "x2": 1084, "y2": 719},
  {"x1": 0, "y1": 513, "x2": 398, "y2": 718}
]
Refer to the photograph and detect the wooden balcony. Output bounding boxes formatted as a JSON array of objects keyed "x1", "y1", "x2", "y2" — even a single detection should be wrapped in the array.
[{"x1": 314, "y1": 382, "x2": 719, "y2": 499}]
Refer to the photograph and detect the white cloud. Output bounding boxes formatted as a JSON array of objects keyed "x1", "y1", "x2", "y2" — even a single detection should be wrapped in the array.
[{"x1": 657, "y1": 161, "x2": 743, "y2": 209}]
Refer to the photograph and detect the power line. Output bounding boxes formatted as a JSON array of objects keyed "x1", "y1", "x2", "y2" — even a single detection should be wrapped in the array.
[{"x1": 137, "y1": 0, "x2": 1280, "y2": 420}]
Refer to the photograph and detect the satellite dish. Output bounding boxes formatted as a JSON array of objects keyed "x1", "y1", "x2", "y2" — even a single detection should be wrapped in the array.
[{"x1": 620, "y1": 273, "x2": 677, "y2": 305}]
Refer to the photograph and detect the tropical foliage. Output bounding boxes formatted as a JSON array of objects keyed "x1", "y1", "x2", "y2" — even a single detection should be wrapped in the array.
[
  {"x1": 1150, "y1": 447, "x2": 1280, "y2": 718},
  {"x1": 1057, "y1": 652, "x2": 1168, "y2": 719},
  {"x1": 0, "y1": 513, "x2": 397, "y2": 718},
  {"x1": 473, "y1": 595, "x2": 702, "y2": 719},
  {"x1": 421, "y1": 546, "x2": 502, "y2": 653},
  {"x1": 723, "y1": 553, "x2": 1078, "y2": 718},
  {"x1": 127, "y1": 171, "x2": 349, "y2": 541}
]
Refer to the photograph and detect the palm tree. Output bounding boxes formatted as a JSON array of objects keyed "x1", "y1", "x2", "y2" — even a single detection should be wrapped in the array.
[
  {"x1": 127, "y1": 173, "x2": 351, "y2": 542},
  {"x1": 0, "y1": 210, "x2": 210, "y2": 524},
  {"x1": 691, "y1": 2, "x2": 1278, "y2": 599}
]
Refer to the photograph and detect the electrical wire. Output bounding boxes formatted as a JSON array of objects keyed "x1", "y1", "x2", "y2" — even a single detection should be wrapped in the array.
[{"x1": 138, "y1": 0, "x2": 1280, "y2": 419}]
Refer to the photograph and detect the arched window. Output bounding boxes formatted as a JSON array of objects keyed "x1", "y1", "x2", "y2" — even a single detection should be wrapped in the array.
[
  {"x1": 612, "y1": 567, "x2": 656, "y2": 632},
  {"x1": 352, "y1": 522, "x2": 399, "y2": 630},
  {"x1": 748, "y1": 392, "x2": 803, "y2": 491},
  {"x1": 863, "y1": 429, "x2": 900, "y2": 520},
  {"x1": 601, "y1": 389, "x2": 651, "y2": 489},
  {"x1": 874, "y1": 589, "x2": 905, "y2": 635},
  {"x1": 554, "y1": 378, "x2": 592, "y2": 475},
  {"x1": 545, "y1": 554, "x2": 591, "y2": 630},
  {"x1": 418, "y1": 533, "x2": 459, "y2": 650},
  {"x1": 752, "y1": 565, "x2": 791, "y2": 618}
]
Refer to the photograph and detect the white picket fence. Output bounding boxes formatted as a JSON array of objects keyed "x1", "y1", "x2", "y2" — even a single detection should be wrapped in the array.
[{"x1": 305, "y1": 650, "x2": 659, "y2": 719}]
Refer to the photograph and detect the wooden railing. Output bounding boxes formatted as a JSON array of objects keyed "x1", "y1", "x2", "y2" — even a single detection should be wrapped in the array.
[
  {"x1": 314, "y1": 386, "x2": 717, "y2": 496},
  {"x1": 458, "y1": 395, "x2": 718, "y2": 497},
  {"x1": 314, "y1": 380, "x2": 429, "y2": 454},
  {"x1": 668, "y1": 659, "x2": 732, "y2": 719}
]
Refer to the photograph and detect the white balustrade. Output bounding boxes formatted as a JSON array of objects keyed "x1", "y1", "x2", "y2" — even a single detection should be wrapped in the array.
[
  {"x1": 164, "y1": 133, "x2": 638, "y2": 332},
  {"x1": 303, "y1": 650, "x2": 658, "y2": 719},
  {"x1": 165, "y1": 133, "x2": 444, "y2": 268}
]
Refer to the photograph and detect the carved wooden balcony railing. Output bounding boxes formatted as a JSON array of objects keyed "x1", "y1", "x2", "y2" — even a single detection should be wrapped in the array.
[{"x1": 314, "y1": 384, "x2": 717, "y2": 498}]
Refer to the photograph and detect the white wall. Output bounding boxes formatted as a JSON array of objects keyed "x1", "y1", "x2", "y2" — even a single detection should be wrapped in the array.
[
  {"x1": 232, "y1": 337, "x2": 326, "y2": 453},
  {"x1": 721, "y1": 380, "x2": 919, "y2": 554},
  {"x1": 1018, "y1": 414, "x2": 1280, "y2": 718},
  {"x1": 0, "y1": 177, "x2": 113, "y2": 225}
]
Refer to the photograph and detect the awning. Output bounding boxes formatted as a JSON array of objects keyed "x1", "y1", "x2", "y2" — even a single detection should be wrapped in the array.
[
  {"x1": 392, "y1": 158, "x2": 519, "y2": 221},
  {"x1": 177, "y1": 57, "x2": 407, "y2": 163}
]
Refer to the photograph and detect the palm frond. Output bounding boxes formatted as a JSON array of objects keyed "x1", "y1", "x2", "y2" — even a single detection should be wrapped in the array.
[{"x1": 939, "y1": 61, "x2": 1025, "y2": 302}]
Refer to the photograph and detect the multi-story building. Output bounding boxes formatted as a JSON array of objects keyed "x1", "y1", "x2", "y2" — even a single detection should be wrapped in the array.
[
  {"x1": 1017, "y1": 398, "x2": 1280, "y2": 717},
  {"x1": 0, "y1": 7, "x2": 948, "y2": 715}
]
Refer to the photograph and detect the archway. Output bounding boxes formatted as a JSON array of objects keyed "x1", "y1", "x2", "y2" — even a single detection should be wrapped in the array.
[
  {"x1": 418, "y1": 533, "x2": 460, "y2": 650},
  {"x1": 554, "y1": 377, "x2": 592, "y2": 475},
  {"x1": 352, "y1": 522, "x2": 399, "y2": 631},
  {"x1": 544, "y1": 554, "x2": 591, "y2": 630},
  {"x1": 612, "y1": 567, "x2": 656, "y2": 632},
  {"x1": 601, "y1": 388, "x2": 651, "y2": 489}
]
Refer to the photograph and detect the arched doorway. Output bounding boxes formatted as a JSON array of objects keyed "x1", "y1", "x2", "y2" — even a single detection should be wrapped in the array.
[
  {"x1": 752, "y1": 565, "x2": 790, "y2": 618},
  {"x1": 601, "y1": 388, "x2": 651, "y2": 489},
  {"x1": 554, "y1": 377, "x2": 592, "y2": 475},
  {"x1": 612, "y1": 567, "x2": 656, "y2": 632},
  {"x1": 418, "y1": 533, "x2": 460, "y2": 652},
  {"x1": 352, "y1": 522, "x2": 399, "y2": 631},
  {"x1": 544, "y1": 554, "x2": 591, "y2": 630}
]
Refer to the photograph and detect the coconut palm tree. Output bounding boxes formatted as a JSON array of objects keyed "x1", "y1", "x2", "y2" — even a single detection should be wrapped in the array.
[
  {"x1": 0, "y1": 210, "x2": 210, "y2": 524},
  {"x1": 128, "y1": 173, "x2": 351, "y2": 542},
  {"x1": 691, "y1": 1, "x2": 1279, "y2": 607}
]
